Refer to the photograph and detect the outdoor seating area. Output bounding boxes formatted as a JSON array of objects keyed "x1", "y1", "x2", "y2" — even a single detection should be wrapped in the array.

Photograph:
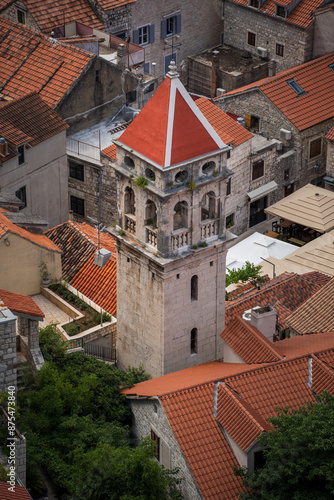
[{"x1": 271, "y1": 219, "x2": 322, "y2": 246}]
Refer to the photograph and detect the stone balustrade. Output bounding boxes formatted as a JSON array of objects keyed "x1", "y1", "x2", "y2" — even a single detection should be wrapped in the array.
[
  {"x1": 146, "y1": 226, "x2": 158, "y2": 247},
  {"x1": 171, "y1": 228, "x2": 190, "y2": 250},
  {"x1": 200, "y1": 219, "x2": 219, "y2": 240},
  {"x1": 125, "y1": 214, "x2": 136, "y2": 234}
]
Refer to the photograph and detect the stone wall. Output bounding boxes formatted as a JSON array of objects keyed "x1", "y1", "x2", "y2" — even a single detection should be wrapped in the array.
[
  {"x1": 0, "y1": 309, "x2": 17, "y2": 393},
  {"x1": 0, "y1": 408, "x2": 26, "y2": 486},
  {"x1": 326, "y1": 139, "x2": 334, "y2": 177},
  {"x1": 129, "y1": 398, "x2": 202, "y2": 500},
  {"x1": 0, "y1": 0, "x2": 40, "y2": 32},
  {"x1": 17, "y1": 317, "x2": 44, "y2": 372},
  {"x1": 223, "y1": 1, "x2": 314, "y2": 73},
  {"x1": 312, "y1": 7, "x2": 334, "y2": 59}
]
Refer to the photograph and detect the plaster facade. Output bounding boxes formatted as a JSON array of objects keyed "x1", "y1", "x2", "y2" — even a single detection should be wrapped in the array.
[
  {"x1": 312, "y1": 6, "x2": 334, "y2": 59},
  {"x1": 223, "y1": 1, "x2": 314, "y2": 73},
  {"x1": 128, "y1": 398, "x2": 202, "y2": 500},
  {"x1": 0, "y1": 131, "x2": 68, "y2": 229}
]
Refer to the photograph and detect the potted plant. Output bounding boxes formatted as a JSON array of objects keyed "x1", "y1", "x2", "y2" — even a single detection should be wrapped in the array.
[{"x1": 39, "y1": 261, "x2": 51, "y2": 287}]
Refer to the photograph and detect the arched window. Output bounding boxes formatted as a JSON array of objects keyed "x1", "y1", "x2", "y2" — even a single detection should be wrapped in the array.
[
  {"x1": 202, "y1": 161, "x2": 215, "y2": 176},
  {"x1": 191, "y1": 275, "x2": 198, "y2": 301},
  {"x1": 145, "y1": 200, "x2": 157, "y2": 227},
  {"x1": 124, "y1": 156, "x2": 135, "y2": 169},
  {"x1": 124, "y1": 187, "x2": 135, "y2": 214},
  {"x1": 191, "y1": 328, "x2": 198, "y2": 354},
  {"x1": 173, "y1": 201, "x2": 188, "y2": 230},
  {"x1": 201, "y1": 191, "x2": 216, "y2": 221}
]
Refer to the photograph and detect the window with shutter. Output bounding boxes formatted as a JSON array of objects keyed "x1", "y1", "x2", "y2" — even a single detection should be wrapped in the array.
[
  {"x1": 247, "y1": 31, "x2": 256, "y2": 46},
  {"x1": 252, "y1": 160, "x2": 264, "y2": 180},
  {"x1": 134, "y1": 25, "x2": 154, "y2": 46},
  {"x1": 161, "y1": 15, "x2": 181, "y2": 39},
  {"x1": 309, "y1": 138, "x2": 322, "y2": 159}
]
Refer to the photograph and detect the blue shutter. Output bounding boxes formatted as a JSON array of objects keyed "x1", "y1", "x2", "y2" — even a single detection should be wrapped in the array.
[
  {"x1": 161, "y1": 19, "x2": 167, "y2": 39},
  {"x1": 149, "y1": 24, "x2": 155, "y2": 44},
  {"x1": 175, "y1": 15, "x2": 181, "y2": 34},
  {"x1": 144, "y1": 62, "x2": 150, "y2": 73},
  {"x1": 132, "y1": 29, "x2": 139, "y2": 45}
]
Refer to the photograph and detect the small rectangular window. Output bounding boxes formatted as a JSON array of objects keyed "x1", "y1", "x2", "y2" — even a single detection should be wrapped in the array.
[
  {"x1": 226, "y1": 177, "x2": 231, "y2": 196},
  {"x1": 69, "y1": 161, "x2": 84, "y2": 181},
  {"x1": 18, "y1": 145, "x2": 25, "y2": 165},
  {"x1": 176, "y1": 274, "x2": 180, "y2": 279},
  {"x1": 276, "y1": 43, "x2": 284, "y2": 57},
  {"x1": 284, "y1": 169, "x2": 290, "y2": 180},
  {"x1": 15, "y1": 186, "x2": 26, "y2": 209},
  {"x1": 210, "y1": 261, "x2": 213, "y2": 267},
  {"x1": 245, "y1": 114, "x2": 259, "y2": 131},
  {"x1": 191, "y1": 275, "x2": 198, "y2": 301},
  {"x1": 17, "y1": 9, "x2": 26, "y2": 24},
  {"x1": 151, "y1": 430, "x2": 160, "y2": 460},
  {"x1": 309, "y1": 138, "x2": 322, "y2": 159},
  {"x1": 70, "y1": 196, "x2": 85, "y2": 216},
  {"x1": 139, "y1": 25, "x2": 149, "y2": 45},
  {"x1": 95, "y1": 69, "x2": 100, "y2": 83},
  {"x1": 226, "y1": 213, "x2": 234, "y2": 228},
  {"x1": 276, "y1": 5, "x2": 285, "y2": 17},
  {"x1": 286, "y1": 79, "x2": 306, "y2": 96},
  {"x1": 126, "y1": 89, "x2": 137, "y2": 104},
  {"x1": 247, "y1": 31, "x2": 256, "y2": 46},
  {"x1": 252, "y1": 159, "x2": 264, "y2": 180},
  {"x1": 249, "y1": 0, "x2": 260, "y2": 7},
  {"x1": 161, "y1": 15, "x2": 181, "y2": 39},
  {"x1": 191, "y1": 328, "x2": 198, "y2": 354}
]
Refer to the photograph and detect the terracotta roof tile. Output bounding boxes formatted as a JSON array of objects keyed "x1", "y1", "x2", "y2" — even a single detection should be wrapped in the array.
[
  {"x1": 326, "y1": 125, "x2": 334, "y2": 140},
  {"x1": 286, "y1": 277, "x2": 334, "y2": 334},
  {"x1": 221, "y1": 317, "x2": 284, "y2": 363},
  {"x1": 101, "y1": 143, "x2": 117, "y2": 160},
  {"x1": 220, "y1": 53, "x2": 334, "y2": 131},
  {"x1": 226, "y1": 271, "x2": 330, "y2": 329},
  {"x1": 276, "y1": 331, "x2": 334, "y2": 359},
  {"x1": 0, "y1": 211, "x2": 61, "y2": 252},
  {"x1": 0, "y1": 92, "x2": 68, "y2": 151},
  {"x1": 0, "y1": 288, "x2": 44, "y2": 317},
  {"x1": 45, "y1": 221, "x2": 117, "y2": 315},
  {"x1": 311, "y1": 354, "x2": 334, "y2": 395},
  {"x1": 95, "y1": 0, "x2": 136, "y2": 9},
  {"x1": 0, "y1": 481, "x2": 32, "y2": 500},
  {"x1": 196, "y1": 97, "x2": 253, "y2": 147},
  {"x1": 22, "y1": 0, "x2": 104, "y2": 34},
  {"x1": 0, "y1": 17, "x2": 93, "y2": 108},
  {"x1": 229, "y1": 0, "x2": 325, "y2": 28},
  {"x1": 316, "y1": 349, "x2": 334, "y2": 369}
]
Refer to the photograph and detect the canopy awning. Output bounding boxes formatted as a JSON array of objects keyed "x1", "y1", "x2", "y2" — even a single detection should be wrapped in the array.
[{"x1": 247, "y1": 181, "x2": 278, "y2": 202}]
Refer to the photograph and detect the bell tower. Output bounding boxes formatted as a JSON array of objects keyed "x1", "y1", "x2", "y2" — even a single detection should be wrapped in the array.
[{"x1": 110, "y1": 62, "x2": 232, "y2": 377}]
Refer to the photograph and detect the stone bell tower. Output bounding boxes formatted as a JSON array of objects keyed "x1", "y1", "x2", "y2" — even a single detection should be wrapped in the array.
[{"x1": 110, "y1": 62, "x2": 232, "y2": 377}]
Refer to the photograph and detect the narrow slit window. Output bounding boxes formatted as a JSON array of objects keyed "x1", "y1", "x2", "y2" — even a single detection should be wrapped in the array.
[
  {"x1": 191, "y1": 328, "x2": 198, "y2": 354},
  {"x1": 191, "y1": 275, "x2": 198, "y2": 301}
]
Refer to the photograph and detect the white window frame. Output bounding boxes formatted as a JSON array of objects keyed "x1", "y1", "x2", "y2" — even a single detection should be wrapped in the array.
[{"x1": 138, "y1": 25, "x2": 149, "y2": 45}]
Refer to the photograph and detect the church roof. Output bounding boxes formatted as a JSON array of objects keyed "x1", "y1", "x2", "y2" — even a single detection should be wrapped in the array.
[{"x1": 118, "y1": 63, "x2": 228, "y2": 168}]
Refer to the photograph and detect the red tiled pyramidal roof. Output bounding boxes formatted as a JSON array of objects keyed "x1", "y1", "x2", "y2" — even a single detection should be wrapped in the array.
[
  {"x1": 45, "y1": 221, "x2": 117, "y2": 315},
  {"x1": 0, "y1": 17, "x2": 94, "y2": 109},
  {"x1": 0, "y1": 92, "x2": 68, "y2": 151},
  {"x1": 118, "y1": 64, "x2": 229, "y2": 167},
  {"x1": 229, "y1": 0, "x2": 326, "y2": 28},
  {"x1": 220, "y1": 53, "x2": 334, "y2": 131},
  {"x1": 0, "y1": 211, "x2": 61, "y2": 252},
  {"x1": 20, "y1": 0, "x2": 104, "y2": 34},
  {"x1": 0, "y1": 288, "x2": 44, "y2": 318},
  {"x1": 221, "y1": 317, "x2": 284, "y2": 363}
]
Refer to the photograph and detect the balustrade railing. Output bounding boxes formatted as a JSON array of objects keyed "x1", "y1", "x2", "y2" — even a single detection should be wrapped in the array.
[
  {"x1": 146, "y1": 226, "x2": 158, "y2": 247},
  {"x1": 171, "y1": 229, "x2": 190, "y2": 250},
  {"x1": 200, "y1": 219, "x2": 219, "y2": 240},
  {"x1": 125, "y1": 214, "x2": 136, "y2": 234}
]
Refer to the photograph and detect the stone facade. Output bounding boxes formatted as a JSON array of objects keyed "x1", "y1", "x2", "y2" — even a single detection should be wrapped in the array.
[
  {"x1": 0, "y1": 0, "x2": 40, "y2": 31},
  {"x1": 326, "y1": 138, "x2": 334, "y2": 181},
  {"x1": 0, "y1": 408, "x2": 26, "y2": 486},
  {"x1": 223, "y1": 1, "x2": 314, "y2": 73},
  {"x1": 0, "y1": 307, "x2": 17, "y2": 393},
  {"x1": 128, "y1": 398, "x2": 202, "y2": 500},
  {"x1": 17, "y1": 317, "x2": 44, "y2": 373},
  {"x1": 312, "y1": 6, "x2": 334, "y2": 59}
]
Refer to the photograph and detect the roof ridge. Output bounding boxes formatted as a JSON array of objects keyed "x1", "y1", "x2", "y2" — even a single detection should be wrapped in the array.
[
  {"x1": 238, "y1": 317, "x2": 284, "y2": 360},
  {"x1": 312, "y1": 353, "x2": 334, "y2": 378}
]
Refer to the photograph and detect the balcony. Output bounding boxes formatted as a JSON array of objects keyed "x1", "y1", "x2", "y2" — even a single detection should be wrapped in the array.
[
  {"x1": 146, "y1": 226, "x2": 158, "y2": 247},
  {"x1": 125, "y1": 214, "x2": 136, "y2": 234},
  {"x1": 200, "y1": 219, "x2": 219, "y2": 240},
  {"x1": 171, "y1": 228, "x2": 190, "y2": 250}
]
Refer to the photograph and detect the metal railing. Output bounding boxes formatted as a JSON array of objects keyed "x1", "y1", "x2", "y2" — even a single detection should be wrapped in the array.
[
  {"x1": 67, "y1": 137, "x2": 100, "y2": 161},
  {"x1": 84, "y1": 342, "x2": 116, "y2": 362}
]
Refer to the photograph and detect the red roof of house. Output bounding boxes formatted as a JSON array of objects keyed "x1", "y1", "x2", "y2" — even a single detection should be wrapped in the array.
[
  {"x1": 0, "y1": 211, "x2": 61, "y2": 252},
  {"x1": 219, "y1": 53, "x2": 334, "y2": 131},
  {"x1": 229, "y1": 0, "x2": 326, "y2": 28},
  {"x1": 118, "y1": 67, "x2": 228, "y2": 167},
  {"x1": 196, "y1": 97, "x2": 253, "y2": 147},
  {"x1": 94, "y1": 0, "x2": 136, "y2": 10},
  {"x1": 102, "y1": 143, "x2": 117, "y2": 160},
  {"x1": 20, "y1": 0, "x2": 104, "y2": 34},
  {"x1": 0, "y1": 93, "x2": 68, "y2": 159},
  {"x1": 45, "y1": 221, "x2": 117, "y2": 315},
  {"x1": 276, "y1": 331, "x2": 334, "y2": 359},
  {"x1": 0, "y1": 17, "x2": 94, "y2": 108},
  {"x1": 0, "y1": 288, "x2": 44, "y2": 317},
  {"x1": 221, "y1": 317, "x2": 284, "y2": 363},
  {"x1": 225, "y1": 271, "x2": 330, "y2": 329},
  {"x1": 286, "y1": 277, "x2": 334, "y2": 334},
  {"x1": 0, "y1": 481, "x2": 32, "y2": 500},
  {"x1": 327, "y1": 125, "x2": 334, "y2": 140}
]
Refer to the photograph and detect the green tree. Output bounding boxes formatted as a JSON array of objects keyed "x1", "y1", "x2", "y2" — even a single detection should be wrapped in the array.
[
  {"x1": 235, "y1": 392, "x2": 334, "y2": 500},
  {"x1": 226, "y1": 261, "x2": 263, "y2": 287}
]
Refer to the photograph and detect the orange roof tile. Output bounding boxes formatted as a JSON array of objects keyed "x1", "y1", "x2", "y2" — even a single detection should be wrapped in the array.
[
  {"x1": 118, "y1": 70, "x2": 228, "y2": 167},
  {"x1": 221, "y1": 317, "x2": 284, "y2": 363},
  {"x1": 229, "y1": 0, "x2": 325, "y2": 28},
  {"x1": 196, "y1": 97, "x2": 253, "y2": 147},
  {"x1": 220, "y1": 53, "x2": 334, "y2": 131},
  {"x1": 0, "y1": 92, "x2": 68, "y2": 152},
  {"x1": 0, "y1": 17, "x2": 93, "y2": 109},
  {"x1": 0, "y1": 481, "x2": 32, "y2": 500},
  {"x1": 327, "y1": 125, "x2": 334, "y2": 140},
  {"x1": 95, "y1": 0, "x2": 136, "y2": 9},
  {"x1": 286, "y1": 277, "x2": 334, "y2": 334},
  {"x1": 46, "y1": 221, "x2": 117, "y2": 315},
  {"x1": 311, "y1": 354, "x2": 334, "y2": 395},
  {"x1": 0, "y1": 211, "x2": 61, "y2": 252},
  {"x1": 0, "y1": 288, "x2": 44, "y2": 317},
  {"x1": 226, "y1": 271, "x2": 330, "y2": 329},
  {"x1": 22, "y1": 0, "x2": 104, "y2": 34},
  {"x1": 101, "y1": 143, "x2": 117, "y2": 160},
  {"x1": 276, "y1": 331, "x2": 334, "y2": 359}
]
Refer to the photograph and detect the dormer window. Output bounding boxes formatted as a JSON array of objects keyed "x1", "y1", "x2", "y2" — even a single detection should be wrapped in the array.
[
  {"x1": 286, "y1": 79, "x2": 306, "y2": 96},
  {"x1": 17, "y1": 9, "x2": 26, "y2": 24},
  {"x1": 276, "y1": 5, "x2": 286, "y2": 17},
  {"x1": 249, "y1": 0, "x2": 260, "y2": 8},
  {"x1": 329, "y1": 63, "x2": 334, "y2": 73}
]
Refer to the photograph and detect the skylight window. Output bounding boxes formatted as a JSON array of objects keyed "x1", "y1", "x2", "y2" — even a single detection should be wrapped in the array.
[
  {"x1": 329, "y1": 63, "x2": 334, "y2": 73},
  {"x1": 286, "y1": 79, "x2": 306, "y2": 96}
]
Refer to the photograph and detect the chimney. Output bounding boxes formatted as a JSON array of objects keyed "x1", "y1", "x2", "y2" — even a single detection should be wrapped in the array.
[
  {"x1": 0, "y1": 137, "x2": 8, "y2": 156},
  {"x1": 117, "y1": 43, "x2": 127, "y2": 70},
  {"x1": 93, "y1": 248, "x2": 112, "y2": 268},
  {"x1": 249, "y1": 305, "x2": 276, "y2": 342}
]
